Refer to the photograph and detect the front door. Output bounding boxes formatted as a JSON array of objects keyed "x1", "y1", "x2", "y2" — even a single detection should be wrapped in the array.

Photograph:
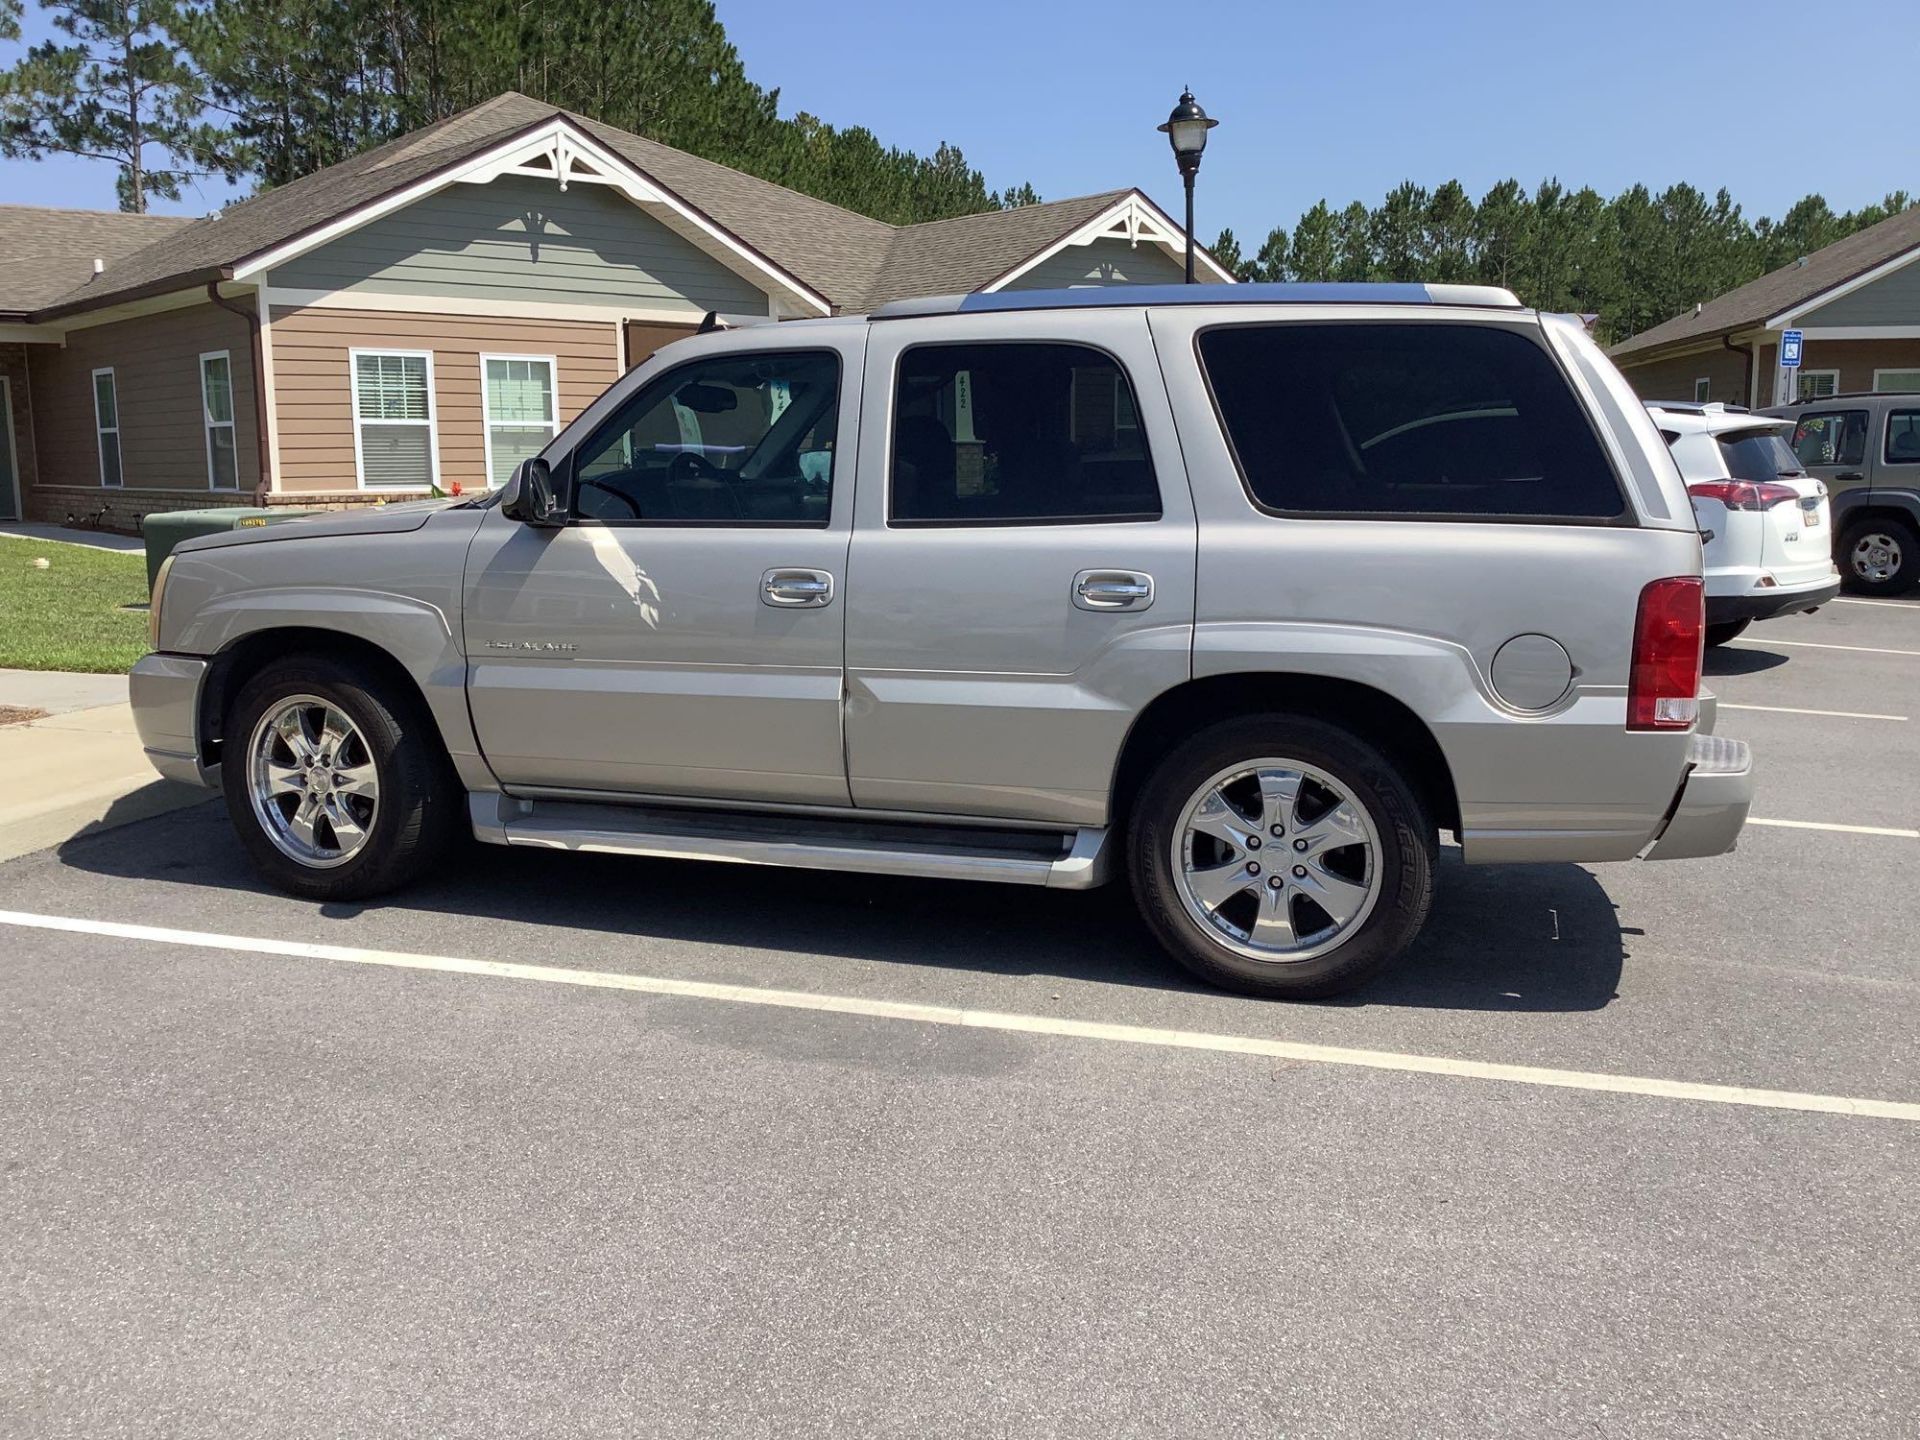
[
  {"x1": 0, "y1": 377, "x2": 18, "y2": 522},
  {"x1": 464, "y1": 333, "x2": 862, "y2": 804},
  {"x1": 1786, "y1": 404, "x2": 1873, "y2": 507},
  {"x1": 842, "y1": 309, "x2": 1196, "y2": 827}
]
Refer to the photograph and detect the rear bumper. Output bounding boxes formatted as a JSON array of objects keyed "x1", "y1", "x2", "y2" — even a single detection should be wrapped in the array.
[
  {"x1": 129, "y1": 652, "x2": 216, "y2": 789},
  {"x1": 1707, "y1": 575, "x2": 1840, "y2": 626},
  {"x1": 1642, "y1": 733, "x2": 1753, "y2": 861}
]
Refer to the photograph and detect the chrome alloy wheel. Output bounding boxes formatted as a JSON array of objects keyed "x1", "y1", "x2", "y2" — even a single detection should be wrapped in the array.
[
  {"x1": 246, "y1": 695, "x2": 380, "y2": 868},
  {"x1": 1850, "y1": 532, "x2": 1903, "y2": 584},
  {"x1": 1171, "y1": 758, "x2": 1383, "y2": 964}
]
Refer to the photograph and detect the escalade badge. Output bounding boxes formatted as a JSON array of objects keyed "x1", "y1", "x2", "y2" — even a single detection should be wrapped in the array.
[{"x1": 483, "y1": 640, "x2": 579, "y2": 653}]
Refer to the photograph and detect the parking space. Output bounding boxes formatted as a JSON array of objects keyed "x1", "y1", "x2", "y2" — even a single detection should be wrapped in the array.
[{"x1": 3, "y1": 598, "x2": 1916, "y2": 1436}]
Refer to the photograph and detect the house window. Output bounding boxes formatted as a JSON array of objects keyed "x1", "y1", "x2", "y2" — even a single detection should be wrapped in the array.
[
  {"x1": 1796, "y1": 369, "x2": 1839, "y2": 401},
  {"x1": 1693, "y1": 377, "x2": 1711, "y2": 403},
  {"x1": 481, "y1": 355, "x2": 558, "y2": 487},
  {"x1": 201, "y1": 351, "x2": 239, "y2": 490},
  {"x1": 351, "y1": 350, "x2": 436, "y2": 489},
  {"x1": 92, "y1": 368, "x2": 122, "y2": 487},
  {"x1": 1873, "y1": 368, "x2": 1920, "y2": 393}
]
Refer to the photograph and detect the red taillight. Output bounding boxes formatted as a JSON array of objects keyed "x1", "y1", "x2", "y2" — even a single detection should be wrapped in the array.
[
  {"x1": 1628, "y1": 576, "x2": 1704, "y2": 731},
  {"x1": 1687, "y1": 479, "x2": 1800, "y2": 510}
]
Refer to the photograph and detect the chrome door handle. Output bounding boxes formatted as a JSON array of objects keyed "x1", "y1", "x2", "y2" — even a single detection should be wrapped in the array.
[
  {"x1": 762, "y1": 568, "x2": 834, "y2": 607},
  {"x1": 1073, "y1": 569, "x2": 1154, "y2": 611}
]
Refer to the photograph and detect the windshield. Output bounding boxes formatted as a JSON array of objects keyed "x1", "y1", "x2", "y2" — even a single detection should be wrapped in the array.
[{"x1": 1717, "y1": 430, "x2": 1805, "y2": 482}]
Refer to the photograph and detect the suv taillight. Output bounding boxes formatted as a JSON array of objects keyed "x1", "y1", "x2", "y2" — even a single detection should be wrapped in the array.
[
  {"x1": 1686, "y1": 479, "x2": 1800, "y2": 510},
  {"x1": 1628, "y1": 576, "x2": 1704, "y2": 731}
]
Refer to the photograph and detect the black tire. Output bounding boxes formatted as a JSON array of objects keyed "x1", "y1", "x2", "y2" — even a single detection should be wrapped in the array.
[
  {"x1": 1705, "y1": 618, "x2": 1751, "y2": 648},
  {"x1": 1126, "y1": 715, "x2": 1435, "y2": 1000},
  {"x1": 1838, "y1": 516, "x2": 1919, "y2": 596},
  {"x1": 221, "y1": 654, "x2": 461, "y2": 901}
]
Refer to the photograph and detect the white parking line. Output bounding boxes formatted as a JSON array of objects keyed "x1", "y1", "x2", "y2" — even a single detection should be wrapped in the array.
[
  {"x1": 1730, "y1": 638, "x2": 1920, "y2": 657},
  {"x1": 1832, "y1": 597, "x2": 1920, "y2": 610},
  {"x1": 2, "y1": 909, "x2": 1915, "y2": 1123},
  {"x1": 1748, "y1": 817, "x2": 1920, "y2": 839},
  {"x1": 1720, "y1": 703, "x2": 1907, "y2": 721}
]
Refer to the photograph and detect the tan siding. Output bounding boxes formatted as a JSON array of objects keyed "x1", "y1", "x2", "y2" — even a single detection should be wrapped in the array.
[
  {"x1": 269, "y1": 305, "x2": 619, "y2": 493},
  {"x1": 1620, "y1": 337, "x2": 1920, "y2": 408},
  {"x1": 1618, "y1": 347, "x2": 1754, "y2": 407},
  {"x1": 26, "y1": 301, "x2": 260, "y2": 495}
]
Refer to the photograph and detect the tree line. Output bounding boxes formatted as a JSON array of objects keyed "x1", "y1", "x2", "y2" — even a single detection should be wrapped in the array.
[
  {"x1": 0, "y1": 0, "x2": 1039, "y2": 222},
  {"x1": 1212, "y1": 180, "x2": 1914, "y2": 343}
]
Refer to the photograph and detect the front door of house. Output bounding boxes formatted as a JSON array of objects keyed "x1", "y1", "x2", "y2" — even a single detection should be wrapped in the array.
[{"x1": 0, "y1": 377, "x2": 19, "y2": 522}]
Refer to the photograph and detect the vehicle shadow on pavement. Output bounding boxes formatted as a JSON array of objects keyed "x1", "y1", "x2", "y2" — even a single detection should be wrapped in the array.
[
  {"x1": 1704, "y1": 646, "x2": 1789, "y2": 676},
  {"x1": 49, "y1": 808, "x2": 1623, "y2": 1014}
]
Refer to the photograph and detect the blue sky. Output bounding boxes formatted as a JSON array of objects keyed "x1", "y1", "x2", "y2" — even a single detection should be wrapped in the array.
[{"x1": 2, "y1": 0, "x2": 1914, "y2": 244}]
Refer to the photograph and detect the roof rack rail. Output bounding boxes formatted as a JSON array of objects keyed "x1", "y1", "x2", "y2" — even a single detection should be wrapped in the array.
[{"x1": 870, "y1": 281, "x2": 1525, "y2": 320}]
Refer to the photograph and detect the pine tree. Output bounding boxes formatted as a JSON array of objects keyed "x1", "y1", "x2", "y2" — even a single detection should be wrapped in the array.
[{"x1": 0, "y1": 0, "x2": 227, "y2": 210}]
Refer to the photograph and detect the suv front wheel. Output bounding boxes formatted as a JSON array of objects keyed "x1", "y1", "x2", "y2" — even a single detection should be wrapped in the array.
[
  {"x1": 222, "y1": 654, "x2": 461, "y2": 901},
  {"x1": 1128, "y1": 716, "x2": 1436, "y2": 1000}
]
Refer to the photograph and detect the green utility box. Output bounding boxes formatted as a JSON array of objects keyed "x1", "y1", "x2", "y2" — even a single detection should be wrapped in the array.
[{"x1": 142, "y1": 507, "x2": 323, "y2": 590}]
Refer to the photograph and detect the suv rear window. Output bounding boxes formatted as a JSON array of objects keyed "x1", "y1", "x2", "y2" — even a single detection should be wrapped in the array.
[
  {"x1": 1196, "y1": 323, "x2": 1624, "y2": 520},
  {"x1": 1718, "y1": 429, "x2": 1807, "y2": 482}
]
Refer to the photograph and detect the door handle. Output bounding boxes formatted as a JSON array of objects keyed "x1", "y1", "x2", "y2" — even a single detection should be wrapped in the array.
[
  {"x1": 1835, "y1": 471, "x2": 1864, "y2": 482},
  {"x1": 762, "y1": 568, "x2": 834, "y2": 607},
  {"x1": 1073, "y1": 569, "x2": 1154, "y2": 611}
]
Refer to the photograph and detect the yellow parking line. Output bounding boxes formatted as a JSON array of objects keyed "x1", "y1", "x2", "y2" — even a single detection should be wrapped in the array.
[{"x1": 1, "y1": 909, "x2": 1916, "y2": 1123}]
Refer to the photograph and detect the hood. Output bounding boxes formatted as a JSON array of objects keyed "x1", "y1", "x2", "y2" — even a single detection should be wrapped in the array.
[{"x1": 171, "y1": 499, "x2": 463, "y2": 554}]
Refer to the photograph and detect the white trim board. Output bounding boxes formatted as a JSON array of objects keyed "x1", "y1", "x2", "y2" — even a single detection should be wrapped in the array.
[
  {"x1": 232, "y1": 117, "x2": 830, "y2": 318},
  {"x1": 256, "y1": 274, "x2": 281, "y2": 492},
  {"x1": 264, "y1": 286, "x2": 704, "y2": 328},
  {"x1": 981, "y1": 191, "x2": 1239, "y2": 293},
  {"x1": 1796, "y1": 326, "x2": 1920, "y2": 341}
]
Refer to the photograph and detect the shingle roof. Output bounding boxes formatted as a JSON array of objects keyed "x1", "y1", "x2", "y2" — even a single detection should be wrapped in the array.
[
  {"x1": 9, "y1": 92, "x2": 1180, "y2": 320},
  {"x1": 1610, "y1": 204, "x2": 1920, "y2": 360},
  {"x1": 0, "y1": 205, "x2": 195, "y2": 315},
  {"x1": 860, "y1": 190, "x2": 1134, "y2": 309}
]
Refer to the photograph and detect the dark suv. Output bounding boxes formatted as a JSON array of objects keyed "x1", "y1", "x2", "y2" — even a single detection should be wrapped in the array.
[{"x1": 1762, "y1": 393, "x2": 1920, "y2": 594}]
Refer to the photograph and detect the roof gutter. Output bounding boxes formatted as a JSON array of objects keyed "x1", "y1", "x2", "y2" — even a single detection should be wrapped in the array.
[
  {"x1": 206, "y1": 280, "x2": 273, "y2": 506},
  {"x1": 30, "y1": 267, "x2": 232, "y2": 323}
]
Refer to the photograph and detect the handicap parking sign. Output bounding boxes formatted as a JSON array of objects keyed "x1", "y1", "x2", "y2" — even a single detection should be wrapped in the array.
[{"x1": 1780, "y1": 329, "x2": 1804, "y2": 368}]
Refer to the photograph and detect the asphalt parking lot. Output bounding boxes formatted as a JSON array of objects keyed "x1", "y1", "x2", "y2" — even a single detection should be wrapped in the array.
[{"x1": 3, "y1": 597, "x2": 1917, "y2": 1439}]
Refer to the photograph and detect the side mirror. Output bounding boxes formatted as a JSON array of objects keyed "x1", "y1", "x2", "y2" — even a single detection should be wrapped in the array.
[{"x1": 501, "y1": 457, "x2": 567, "y2": 527}]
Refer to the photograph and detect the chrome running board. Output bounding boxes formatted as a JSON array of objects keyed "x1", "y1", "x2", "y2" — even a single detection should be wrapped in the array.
[{"x1": 468, "y1": 793, "x2": 1112, "y2": 890}]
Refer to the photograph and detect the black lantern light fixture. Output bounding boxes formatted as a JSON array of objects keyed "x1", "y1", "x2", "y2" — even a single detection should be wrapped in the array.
[{"x1": 1157, "y1": 87, "x2": 1219, "y2": 284}]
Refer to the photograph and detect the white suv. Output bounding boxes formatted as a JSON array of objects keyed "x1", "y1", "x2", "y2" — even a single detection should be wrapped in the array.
[{"x1": 1649, "y1": 402, "x2": 1840, "y2": 646}]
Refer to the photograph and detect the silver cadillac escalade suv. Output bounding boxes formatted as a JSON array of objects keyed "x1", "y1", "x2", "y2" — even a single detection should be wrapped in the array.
[{"x1": 132, "y1": 284, "x2": 1753, "y2": 999}]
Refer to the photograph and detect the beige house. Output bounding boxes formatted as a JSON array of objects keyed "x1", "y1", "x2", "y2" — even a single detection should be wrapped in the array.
[
  {"x1": 0, "y1": 92, "x2": 1230, "y2": 530},
  {"x1": 1611, "y1": 205, "x2": 1920, "y2": 408}
]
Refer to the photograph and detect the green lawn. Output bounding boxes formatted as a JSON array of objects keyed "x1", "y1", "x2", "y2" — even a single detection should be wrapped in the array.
[{"x1": 0, "y1": 536, "x2": 152, "y2": 673}]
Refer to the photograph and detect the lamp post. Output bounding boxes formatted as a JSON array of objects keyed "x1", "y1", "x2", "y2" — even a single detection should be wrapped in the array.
[{"x1": 1157, "y1": 88, "x2": 1218, "y2": 284}]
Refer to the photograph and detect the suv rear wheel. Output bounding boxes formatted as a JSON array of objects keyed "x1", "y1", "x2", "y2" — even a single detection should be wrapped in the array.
[
  {"x1": 1839, "y1": 516, "x2": 1918, "y2": 596},
  {"x1": 1127, "y1": 716, "x2": 1435, "y2": 1000},
  {"x1": 222, "y1": 655, "x2": 460, "y2": 900}
]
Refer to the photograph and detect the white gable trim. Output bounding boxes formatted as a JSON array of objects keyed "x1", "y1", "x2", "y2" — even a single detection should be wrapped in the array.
[
  {"x1": 1766, "y1": 241, "x2": 1920, "y2": 327},
  {"x1": 230, "y1": 117, "x2": 832, "y2": 316},
  {"x1": 981, "y1": 191, "x2": 1238, "y2": 293}
]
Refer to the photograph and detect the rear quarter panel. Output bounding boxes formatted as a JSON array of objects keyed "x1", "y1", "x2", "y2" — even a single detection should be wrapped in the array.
[{"x1": 1147, "y1": 305, "x2": 1704, "y2": 861}]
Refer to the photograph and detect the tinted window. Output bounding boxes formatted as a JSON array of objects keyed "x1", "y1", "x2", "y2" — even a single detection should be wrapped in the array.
[
  {"x1": 890, "y1": 343, "x2": 1159, "y2": 524},
  {"x1": 1885, "y1": 410, "x2": 1920, "y2": 466},
  {"x1": 572, "y1": 351, "x2": 838, "y2": 524},
  {"x1": 1718, "y1": 430, "x2": 1806, "y2": 481},
  {"x1": 1197, "y1": 323, "x2": 1623, "y2": 519},
  {"x1": 1790, "y1": 410, "x2": 1867, "y2": 468}
]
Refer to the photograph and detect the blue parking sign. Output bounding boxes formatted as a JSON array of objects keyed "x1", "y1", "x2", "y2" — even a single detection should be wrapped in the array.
[{"x1": 1780, "y1": 329, "x2": 1804, "y2": 368}]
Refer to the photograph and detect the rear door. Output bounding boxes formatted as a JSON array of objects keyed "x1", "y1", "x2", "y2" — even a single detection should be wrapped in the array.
[{"x1": 842, "y1": 309, "x2": 1196, "y2": 826}]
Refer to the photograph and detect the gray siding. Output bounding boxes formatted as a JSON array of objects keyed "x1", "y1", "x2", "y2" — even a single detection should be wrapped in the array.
[
  {"x1": 1799, "y1": 254, "x2": 1920, "y2": 327},
  {"x1": 1007, "y1": 236, "x2": 1197, "y2": 290},
  {"x1": 273, "y1": 175, "x2": 768, "y2": 315}
]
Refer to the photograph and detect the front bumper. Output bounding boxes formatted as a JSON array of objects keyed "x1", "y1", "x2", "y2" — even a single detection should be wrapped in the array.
[
  {"x1": 129, "y1": 652, "x2": 215, "y2": 789},
  {"x1": 1707, "y1": 576, "x2": 1840, "y2": 626},
  {"x1": 1642, "y1": 733, "x2": 1753, "y2": 861}
]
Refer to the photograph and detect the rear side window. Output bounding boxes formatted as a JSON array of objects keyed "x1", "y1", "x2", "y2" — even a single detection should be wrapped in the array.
[
  {"x1": 1790, "y1": 410, "x2": 1867, "y2": 468},
  {"x1": 1718, "y1": 429, "x2": 1806, "y2": 481},
  {"x1": 891, "y1": 342, "x2": 1160, "y2": 525},
  {"x1": 1197, "y1": 323, "x2": 1624, "y2": 520},
  {"x1": 1885, "y1": 410, "x2": 1920, "y2": 466}
]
